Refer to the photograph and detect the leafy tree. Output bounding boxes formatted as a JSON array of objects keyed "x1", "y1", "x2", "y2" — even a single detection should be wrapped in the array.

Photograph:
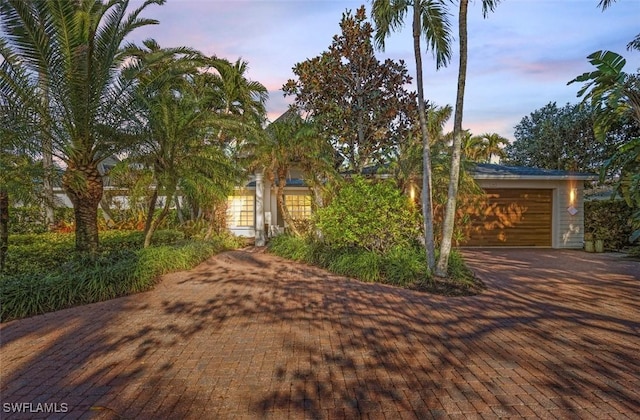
[
  {"x1": 283, "y1": 6, "x2": 417, "y2": 175},
  {"x1": 0, "y1": 0, "x2": 164, "y2": 254},
  {"x1": 505, "y1": 102, "x2": 632, "y2": 172},
  {"x1": 371, "y1": 0, "x2": 452, "y2": 272}
]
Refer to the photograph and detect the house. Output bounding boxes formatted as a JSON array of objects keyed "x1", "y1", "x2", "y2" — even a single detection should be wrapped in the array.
[
  {"x1": 226, "y1": 167, "x2": 310, "y2": 246},
  {"x1": 228, "y1": 163, "x2": 597, "y2": 249}
]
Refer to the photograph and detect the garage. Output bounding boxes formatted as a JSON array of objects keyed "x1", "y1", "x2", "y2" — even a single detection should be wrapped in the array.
[
  {"x1": 464, "y1": 164, "x2": 598, "y2": 249},
  {"x1": 464, "y1": 188, "x2": 553, "y2": 247}
]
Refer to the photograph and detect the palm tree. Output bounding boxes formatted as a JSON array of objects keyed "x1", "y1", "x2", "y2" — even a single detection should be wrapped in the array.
[
  {"x1": 436, "y1": 0, "x2": 501, "y2": 277},
  {"x1": 209, "y1": 57, "x2": 268, "y2": 128},
  {"x1": 124, "y1": 41, "x2": 241, "y2": 247},
  {"x1": 0, "y1": 0, "x2": 164, "y2": 254},
  {"x1": 480, "y1": 132, "x2": 509, "y2": 162},
  {"x1": 246, "y1": 109, "x2": 336, "y2": 237},
  {"x1": 392, "y1": 104, "x2": 452, "y2": 195},
  {"x1": 464, "y1": 132, "x2": 508, "y2": 162},
  {"x1": 371, "y1": 0, "x2": 453, "y2": 272}
]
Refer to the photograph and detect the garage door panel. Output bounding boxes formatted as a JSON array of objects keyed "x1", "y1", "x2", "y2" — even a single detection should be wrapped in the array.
[{"x1": 464, "y1": 189, "x2": 552, "y2": 247}]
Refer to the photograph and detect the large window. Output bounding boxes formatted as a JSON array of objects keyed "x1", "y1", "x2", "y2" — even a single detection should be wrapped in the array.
[
  {"x1": 285, "y1": 194, "x2": 312, "y2": 220},
  {"x1": 227, "y1": 194, "x2": 254, "y2": 227}
]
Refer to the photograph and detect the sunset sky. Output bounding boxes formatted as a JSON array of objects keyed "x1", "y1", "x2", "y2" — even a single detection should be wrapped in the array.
[{"x1": 129, "y1": 0, "x2": 640, "y2": 139}]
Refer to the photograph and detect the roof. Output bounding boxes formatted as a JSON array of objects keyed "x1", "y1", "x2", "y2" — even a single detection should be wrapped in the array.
[
  {"x1": 246, "y1": 178, "x2": 307, "y2": 188},
  {"x1": 469, "y1": 163, "x2": 598, "y2": 181}
]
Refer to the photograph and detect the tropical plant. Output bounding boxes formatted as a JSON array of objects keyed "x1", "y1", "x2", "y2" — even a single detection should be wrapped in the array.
[
  {"x1": 390, "y1": 104, "x2": 452, "y2": 195},
  {"x1": 123, "y1": 40, "x2": 242, "y2": 247},
  {"x1": 244, "y1": 108, "x2": 335, "y2": 235},
  {"x1": 209, "y1": 57, "x2": 268, "y2": 131},
  {"x1": 598, "y1": 1, "x2": 640, "y2": 51},
  {"x1": 569, "y1": 50, "x2": 640, "y2": 244},
  {"x1": 465, "y1": 132, "x2": 509, "y2": 163},
  {"x1": 0, "y1": 0, "x2": 164, "y2": 254},
  {"x1": 436, "y1": 0, "x2": 502, "y2": 277},
  {"x1": 371, "y1": 0, "x2": 453, "y2": 273}
]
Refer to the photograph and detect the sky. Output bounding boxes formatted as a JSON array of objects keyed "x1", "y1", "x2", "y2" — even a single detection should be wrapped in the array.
[{"x1": 129, "y1": 0, "x2": 640, "y2": 140}]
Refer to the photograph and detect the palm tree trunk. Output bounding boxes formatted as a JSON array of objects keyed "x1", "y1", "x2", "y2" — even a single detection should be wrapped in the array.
[
  {"x1": 0, "y1": 188, "x2": 8, "y2": 272},
  {"x1": 42, "y1": 136, "x2": 55, "y2": 230},
  {"x1": 144, "y1": 186, "x2": 159, "y2": 239},
  {"x1": 413, "y1": 2, "x2": 436, "y2": 272},
  {"x1": 276, "y1": 167, "x2": 300, "y2": 236},
  {"x1": 62, "y1": 163, "x2": 103, "y2": 255},
  {"x1": 436, "y1": 0, "x2": 468, "y2": 278},
  {"x1": 144, "y1": 183, "x2": 175, "y2": 248}
]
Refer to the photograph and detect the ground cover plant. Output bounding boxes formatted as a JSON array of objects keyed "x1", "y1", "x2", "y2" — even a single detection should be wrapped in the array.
[
  {"x1": 0, "y1": 230, "x2": 242, "y2": 322},
  {"x1": 268, "y1": 234, "x2": 482, "y2": 296}
]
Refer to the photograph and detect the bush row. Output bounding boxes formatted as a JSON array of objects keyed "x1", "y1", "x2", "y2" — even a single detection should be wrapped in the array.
[
  {"x1": 584, "y1": 200, "x2": 635, "y2": 250},
  {"x1": 7, "y1": 207, "x2": 183, "y2": 234},
  {"x1": 0, "y1": 230, "x2": 241, "y2": 322},
  {"x1": 268, "y1": 234, "x2": 475, "y2": 287}
]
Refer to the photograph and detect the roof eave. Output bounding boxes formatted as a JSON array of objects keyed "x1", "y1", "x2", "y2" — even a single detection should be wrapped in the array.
[{"x1": 472, "y1": 174, "x2": 598, "y2": 181}]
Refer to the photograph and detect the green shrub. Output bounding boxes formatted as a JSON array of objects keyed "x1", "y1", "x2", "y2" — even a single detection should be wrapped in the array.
[
  {"x1": 270, "y1": 235, "x2": 417, "y2": 285},
  {"x1": 327, "y1": 249, "x2": 382, "y2": 282},
  {"x1": 585, "y1": 200, "x2": 634, "y2": 250},
  {"x1": 382, "y1": 245, "x2": 428, "y2": 285},
  {"x1": 0, "y1": 231, "x2": 239, "y2": 322},
  {"x1": 268, "y1": 234, "x2": 316, "y2": 262},
  {"x1": 446, "y1": 250, "x2": 476, "y2": 285},
  {"x1": 268, "y1": 234, "x2": 481, "y2": 292},
  {"x1": 315, "y1": 177, "x2": 420, "y2": 254}
]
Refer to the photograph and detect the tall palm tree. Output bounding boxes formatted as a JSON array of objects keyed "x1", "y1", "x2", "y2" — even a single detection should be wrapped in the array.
[
  {"x1": 210, "y1": 58, "x2": 268, "y2": 123},
  {"x1": 208, "y1": 57, "x2": 268, "y2": 147},
  {"x1": 124, "y1": 41, "x2": 241, "y2": 247},
  {"x1": 0, "y1": 0, "x2": 164, "y2": 254},
  {"x1": 371, "y1": 0, "x2": 453, "y2": 272},
  {"x1": 436, "y1": 0, "x2": 501, "y2": 278}
]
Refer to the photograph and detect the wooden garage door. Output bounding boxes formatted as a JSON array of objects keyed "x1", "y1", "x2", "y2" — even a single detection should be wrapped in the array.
[{"x1": 464, "y1": 189, "x2": 552, "y2": 247}]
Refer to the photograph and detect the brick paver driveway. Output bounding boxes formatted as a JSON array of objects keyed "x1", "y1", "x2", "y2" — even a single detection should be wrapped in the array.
[{"x1": 1, "y1": 248, "x2": 639, "y2": 419}]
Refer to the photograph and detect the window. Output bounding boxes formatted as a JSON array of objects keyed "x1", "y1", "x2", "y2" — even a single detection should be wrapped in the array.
[
  {"x1": 285, "y1": 194, "x2": 312, "y2": 220},
  {"x1": 227, "y1": 194, "x2": 254, "y2": 227}
]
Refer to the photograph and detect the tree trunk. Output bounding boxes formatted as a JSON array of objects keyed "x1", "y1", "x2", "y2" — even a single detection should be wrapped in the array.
[
  {"x1": 42, "y1": 136, "x2": 55, "y2": 230},
  {"x1": 143, "y1": 186, "x2": 159, "y2": 239},
  {"x1": 413, "y1": 3, "x2": 436, "y2": 273},
  {"x1": 39, "y1": 70, "x2": 55, "y2": 230},
  {"x1": 144, "y1": 184, "x2": 175, "y2": 248},
  {"x1": 0, "y1": 188, "x2": 8, "y2": 272},
  {"x1": 174, "y1": 191, "x2": 185, "y2": 224},
  {"x1": 436, "y1": 0, "x2": 468, "y2": 278},
  {"x1": 276, "y1": 167, "x2": 300, "y2": 236},
  {"x1": 62, "y1": 162, "x2": 103, "y2": 255}
]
